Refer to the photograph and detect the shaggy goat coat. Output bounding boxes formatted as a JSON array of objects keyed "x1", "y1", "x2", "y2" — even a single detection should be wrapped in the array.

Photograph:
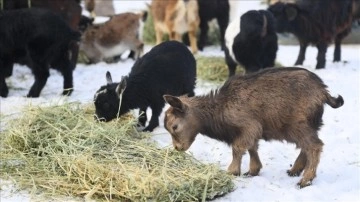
[{"x1": 164, "y1": 67, "x2": 343, "y2": 188}]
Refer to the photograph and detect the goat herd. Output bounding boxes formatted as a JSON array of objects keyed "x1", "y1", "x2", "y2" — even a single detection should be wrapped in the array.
[{"x1": 0, "y1": 0, "x2": 357, "y2": 188}]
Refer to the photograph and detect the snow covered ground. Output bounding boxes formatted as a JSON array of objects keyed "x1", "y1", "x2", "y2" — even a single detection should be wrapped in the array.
[{"x1": 1, "y1": 1, "x2": 359, "y2": 202}]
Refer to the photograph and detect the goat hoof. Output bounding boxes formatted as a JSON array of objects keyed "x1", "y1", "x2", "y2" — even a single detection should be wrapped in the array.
[
  {"x1": 287, "y1": 170, "x2": 301, "y2": 177},
  {"x1": 0, "y1": 90, "x2": 9, "y2": 98},
  {"x1": 62, "y1": 89, "x2": 73, "y2": 96},
  {"x1": 297, "y1": 180, "x2": 312, "y2": 189},
  {"x1": 315, "y1": 64, "x2": 325, "y2": 69},
  {"x1": 243, "y1": 171, "x2": 258, "y2": 177}
]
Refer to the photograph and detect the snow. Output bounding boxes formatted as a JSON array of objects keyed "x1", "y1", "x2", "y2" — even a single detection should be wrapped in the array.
[{"x1": 1, "y1": 1, "x2": 360, "y2": 202}]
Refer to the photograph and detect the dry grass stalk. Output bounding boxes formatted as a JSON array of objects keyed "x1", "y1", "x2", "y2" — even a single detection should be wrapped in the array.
[
  {"x1": 196, "y1": 56, "x2": 244, "y2": 83},
  {"x1": 0, "y1": 102, "x2": 234, "y2": 201}
]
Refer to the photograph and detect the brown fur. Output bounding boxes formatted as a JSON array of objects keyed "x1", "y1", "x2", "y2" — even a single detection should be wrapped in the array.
[
  {"x1": 84, "y1": 0, "x2": 115, "y2": 17},
  {"x1": 80, "y1": 12, "x2": 146, "y2": 63},
  {"x1": 163, "y1": 67, "x2": 344, "y2": 188},
  {"x1": 151, "y1": 0, "x2": 200, "y2": 53},
  {"x1": 85, "y1": 0, "x2": 95, "y2": 17}
]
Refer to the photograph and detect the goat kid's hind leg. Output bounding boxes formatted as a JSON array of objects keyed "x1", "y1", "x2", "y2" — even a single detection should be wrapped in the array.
[
  {"x1": 27, "y1": 67, "x2": 49, "y2": 98},
  {"x1": 298, "y1": 135, "x2": 323, "y2": 188},
  {"x1": 287, "y1": 150, "x2": 307, "y2": 177},
  {"x1": 243, "y1": 143, "x2": 263, "y2": 177}
]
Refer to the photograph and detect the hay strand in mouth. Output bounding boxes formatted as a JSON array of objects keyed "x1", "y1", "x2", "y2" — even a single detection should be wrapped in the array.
[{"x1": 1, "y1": 102, "x2": 234, "y2": 201}]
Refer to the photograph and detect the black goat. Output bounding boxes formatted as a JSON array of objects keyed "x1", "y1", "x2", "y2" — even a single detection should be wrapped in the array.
[
  {"x1": 224, "y1": 10, "x2": 278, "y2": 77},
  {"x1": 197, "y1": 0, "x2": 230, "y2": 51},
  {"x1": 0, "y1": 8, "x2": 80, "y2": 97},
  {"x1": 93, "y1": 41, "x2": 196, "y2": 132},
  {"x1": 268, "y1": 0, "x2": 354, "y2": 69},
  {"x1": 78, "y1": 15, "x2": 94, "y2": 33}
]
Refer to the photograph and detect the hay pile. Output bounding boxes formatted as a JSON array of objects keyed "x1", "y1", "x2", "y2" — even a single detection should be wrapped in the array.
[
  {"x1": 196, "y1": 56, "x2": 244, "y2": 83},
  {"x1": 0, "y1": 102, "x2": 234, "y2": 201},
  {"x1": 196, "y1": 56, "x2": 283, "y2": 83}
]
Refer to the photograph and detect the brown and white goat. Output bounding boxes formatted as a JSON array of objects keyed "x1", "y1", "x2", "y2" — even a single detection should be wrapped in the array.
[
  {"x1": 150, "y1": 0, "x2": 200, "y2": 53},
  {"x1": 163, "y1": 67, "x2": 344, "y2": 188},
  {"x1": 84, "y1": 0, "x2": 115, "y2": 18},
  {"x1": 80, "y1": 12, "x2": 147, "y2": 64}
]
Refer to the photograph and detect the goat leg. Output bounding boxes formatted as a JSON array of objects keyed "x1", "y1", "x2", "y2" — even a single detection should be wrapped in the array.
[
  {"x1": 243, "y1": 143, "x2": 263, "y2": 176},
  {"x1": 0, "y1": 76, "x2": 9, "y2": 98},
  {"x1": 287, "y1": 150, "x2": 307, "y2": 177},
  {"x1": 228, "y1": 146, "x2": 246, "y2": 176},
  {"x1": 62, "y1": 69, "x2": 74, "y2": 96},
  {"x1": 143, "y1": 105, "x2": 162, "y2": 132},
  {"x1": 315, "y1": 43, "x2": 328, "y2": 69},
  {"x1": 295, "y1": 42, "x2": 308, "y2": 66},
  {"x1": 27, "y1": 68, "x2": 49, "y2": 97},
  {"x1": 198, "y1": 20, "x2": 209, "y2": 51}
]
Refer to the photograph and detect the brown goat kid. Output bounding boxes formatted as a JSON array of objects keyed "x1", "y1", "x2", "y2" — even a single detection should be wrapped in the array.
[
  {"x1": 80, "y1": 12, "x2": 146, "y2": 64},
  {"x1": 163, "y1": 67, "x2": 344, "y2": 188},
  {"x1": 151, "y1": 0, "x2": 200, "y2": 53}
]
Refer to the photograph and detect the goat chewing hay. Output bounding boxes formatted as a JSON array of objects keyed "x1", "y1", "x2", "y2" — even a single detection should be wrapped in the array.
[{"x1": 0, "y1": 102, "x2": 234, "y2": 201}]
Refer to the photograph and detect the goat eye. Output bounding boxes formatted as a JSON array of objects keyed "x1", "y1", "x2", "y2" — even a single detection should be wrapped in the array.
[{"x1": 172, "y1": 125, "x2": 178, "y2": 131}]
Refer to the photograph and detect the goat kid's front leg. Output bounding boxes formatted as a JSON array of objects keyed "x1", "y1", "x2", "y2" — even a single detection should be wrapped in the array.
[
  {"x1": 315, "y1": 43, "x2": 328, "y2": 69},
  {"x1": 62, "y1": 68, "x2": 74, "y2": 96},
  {"x1": 188, "y1": 29, "x2": 198, "y2": 54},
  {"x1": 198, "y1": 20, "x2": 209, "y2": 51},
  {"x1": 138, "y1": 107, "x2": 147, "y2": 127},
  {"x1": 0, "y1": 76, "x2": 8, "y2": 98},
  {"x1": 295, "y1": 42, "x2": 308, "y2": 66},
  {"x1": 228, "y1": 145, "x2": 246, "y2": 176},
  {"x1": 333, "y1": 38, "x2": 341, "y2": 62},
  {"x1": 154, "y1": 27, "x2": 163, "y2": 45},
  {"x1": 228, "y1": 122, "x2": 262, "y2": 176},
  {"x1": 143, "y1": 104, "x2": 163, "y2": 132},
  {"x1": 243, "y1": 143, "x2": 262, "y2": 176}
]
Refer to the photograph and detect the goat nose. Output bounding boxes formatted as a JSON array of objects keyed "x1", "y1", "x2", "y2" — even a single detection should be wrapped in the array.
[{"x1": 174, "y1": 144, "x2": 183, "y2": 151}]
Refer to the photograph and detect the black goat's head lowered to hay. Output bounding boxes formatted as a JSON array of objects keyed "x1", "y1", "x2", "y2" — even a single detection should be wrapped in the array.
[{"x1": 93, "y1": 71, "x2": 127, "y2": 122}]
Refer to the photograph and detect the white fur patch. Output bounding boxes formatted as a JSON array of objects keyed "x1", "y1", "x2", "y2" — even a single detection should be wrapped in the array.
[
  {"x1": 94, "y1": 89, "x2": 107, "y2": 100},
  {"x1": 225, "y1": 17, "x2": 241, "y2": 63},
  {"x1": 95, "y1": 42, "x2": 129, "y2": 58}
]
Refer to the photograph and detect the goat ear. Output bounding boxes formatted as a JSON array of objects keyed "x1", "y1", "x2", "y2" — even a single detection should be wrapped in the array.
[
  {"x1": 285, "y1": 6, "x2": 298, "y2": 21},
  {"x1": 106, "y1": 71, "x2": 113, "y2": 84},
  {"x1": 164, "y1": 95, "x2": 187, "y2": 112},
  {"x1": 116, "y1": 76, "x2": 127, "y2": 96}
]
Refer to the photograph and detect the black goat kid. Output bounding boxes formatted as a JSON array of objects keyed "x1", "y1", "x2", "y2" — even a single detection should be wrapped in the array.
[{"x1": 93, "y1": 41, "x2": 196, "y2": 132}]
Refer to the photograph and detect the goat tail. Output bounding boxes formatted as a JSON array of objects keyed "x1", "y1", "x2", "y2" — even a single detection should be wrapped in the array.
[{"x1": 326, "y1": 94, "x2": 344, "y2": 108}]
